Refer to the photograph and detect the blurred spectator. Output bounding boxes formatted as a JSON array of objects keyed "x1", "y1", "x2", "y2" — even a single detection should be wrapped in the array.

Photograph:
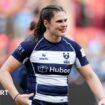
[
  {"x1": 0, "y1": 15, "x2": 7, "y2": 33},
  {"x1": 0, "y1": 0, "x2": 28, "y2": 16},
  {"x1": 25, "y1": 21, "x2": 37, "y2": 36},
  {"x1": 86, "y1": 0, "x2": 105, "y2": 29},
  {"x1": 13, "y1": 0, "x2": 34, "y2": 37},
  {"x1": 0, "y1": 33, "x2": 9, "y2": 67},
  {"x1": 73, "y1": 0, "x2": 105, "y2": 30},
  {"x1": 73, "y1": 0, "x2": 90, "y2": 27}
]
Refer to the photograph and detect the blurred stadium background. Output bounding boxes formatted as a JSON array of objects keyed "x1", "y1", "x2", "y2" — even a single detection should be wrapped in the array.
[{"x1": 0, "y1": 0, "x2": 105, "y2": 105}]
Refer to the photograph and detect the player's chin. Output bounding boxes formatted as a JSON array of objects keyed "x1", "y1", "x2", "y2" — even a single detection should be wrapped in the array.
[
  {"x1": 59, "y1": 33, "x2": 66, "y2": 37},
  {"x1": 56, "y1": 31, "x2": 66, "y2": 37}
]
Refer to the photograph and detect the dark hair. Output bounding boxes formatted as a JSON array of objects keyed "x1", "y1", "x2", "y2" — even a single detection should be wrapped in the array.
[
  {"x1": 29, "y1": 21, "x2": 36, "y2": 31},
  {"x1": 34, "y1": 5, "x2": 65, "y2": 43}
]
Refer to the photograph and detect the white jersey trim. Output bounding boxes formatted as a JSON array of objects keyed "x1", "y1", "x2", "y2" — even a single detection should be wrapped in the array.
[
  {"x1": 36, "y1": 74, "x2": 67, "y2": 86},
  {"x1": 30, "y1": 51, "x2": 76, "y2": 65},
  {"x1": 34, "y1": 93, "x2": 68, "y2": 103}
]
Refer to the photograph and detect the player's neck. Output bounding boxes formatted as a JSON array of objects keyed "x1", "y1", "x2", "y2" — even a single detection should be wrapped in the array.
[{"x1": 44, "y1": 32, "x2": 62, "y2": 43}]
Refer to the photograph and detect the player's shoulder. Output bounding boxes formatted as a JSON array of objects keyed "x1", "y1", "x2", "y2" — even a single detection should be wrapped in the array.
[
  {"x1": 63, "y1": 36, "x2": 79, "y2": 47},
  {"x1": 18, "y1": 35, "x2": 36, "y2": 52},
  {"x1": 24, "y1": 35, "x2": 35, "y2": 43},
  {"x1": 22, "y1": 35, "x2": 35, "y2": 46},
  {"x1": 63, "y1": 36, "x2": 83, "y2": 55}
]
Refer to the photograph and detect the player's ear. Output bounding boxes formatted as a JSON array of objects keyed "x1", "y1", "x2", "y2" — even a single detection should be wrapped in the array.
[{"x1": 43, "y1": 20, "x2": 49, "y2": 29}]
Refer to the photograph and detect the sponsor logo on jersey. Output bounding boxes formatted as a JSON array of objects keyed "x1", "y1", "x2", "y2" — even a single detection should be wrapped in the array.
[
  {"x1": 39, "y1": 53, "x2": 48, "y2": 60},
  {"x1": 38, "y1": 65, "x2": 48, "y2": 73},
  {"x1": 37, "y1": 66, "x2": 70, "y2": 74},
  {"x1": 49, "y1": 67, "x2": 70, "y2": 73}
]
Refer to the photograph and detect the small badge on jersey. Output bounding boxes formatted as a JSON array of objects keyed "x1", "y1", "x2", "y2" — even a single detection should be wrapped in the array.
[
  {"x1": 80, "y1": 48, "x2": 86, "y2": 57},
  {"x1": 63, "y1": 52, "x2": 70, "y2": 64},
  {"x1": 16, "y1": 45, "x2": 25, "y2": 55},
  {"x1": 63, "y1": 53, "x2": 69, "y2": 59}
]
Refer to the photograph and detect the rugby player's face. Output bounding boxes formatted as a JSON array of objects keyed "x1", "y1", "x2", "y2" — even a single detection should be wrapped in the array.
[{"x1": 46, "y1": 11, "x2": 68, "y2": 37}]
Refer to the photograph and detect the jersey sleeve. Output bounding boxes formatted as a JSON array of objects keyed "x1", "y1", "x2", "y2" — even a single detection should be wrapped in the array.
[
  {"x1": 12, "y1": 38, "x2": 35, "y2": 63},
  {"x1": 73, "y1": 42, "x2": 89, "y2": 68}
]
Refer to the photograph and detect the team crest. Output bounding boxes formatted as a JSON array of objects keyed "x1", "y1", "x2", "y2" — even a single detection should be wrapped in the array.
[
  {"x1": 63, "y1": 52, "x2": 69, "y2": 59},
  {"x1": 63, "y1": 52, "x2": 70, "y2": 64}
]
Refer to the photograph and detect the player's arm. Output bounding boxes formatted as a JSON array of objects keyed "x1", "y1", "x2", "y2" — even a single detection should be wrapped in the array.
[
  {"x1": 0, "y1": 55, "x2": 22, "y2": 99},
  {"x1": 78, "y1": 64, "x2": 105, "y2": 100},
  {"x1": 0, "y1": 39, "x2": 35, "y2": 105},
  {"x1": 72, "y1": 40, "x2": 105, "y2": 105},
  {"x1": 78, "y1": 64, "x2": 105, "y2": 105},
  {"x1": 0, "y1": 55, "x2": 34, "y2": 105}
]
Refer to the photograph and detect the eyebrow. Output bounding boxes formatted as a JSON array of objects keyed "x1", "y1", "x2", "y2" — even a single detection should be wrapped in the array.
[{"x1": 56, "y1": 18, "x2": 67, "y2": 23}]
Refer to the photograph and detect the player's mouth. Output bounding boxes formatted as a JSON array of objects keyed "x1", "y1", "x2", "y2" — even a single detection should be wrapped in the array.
[{"x1": 59, "y1": 28, "x2": 66, "y2": 33}]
